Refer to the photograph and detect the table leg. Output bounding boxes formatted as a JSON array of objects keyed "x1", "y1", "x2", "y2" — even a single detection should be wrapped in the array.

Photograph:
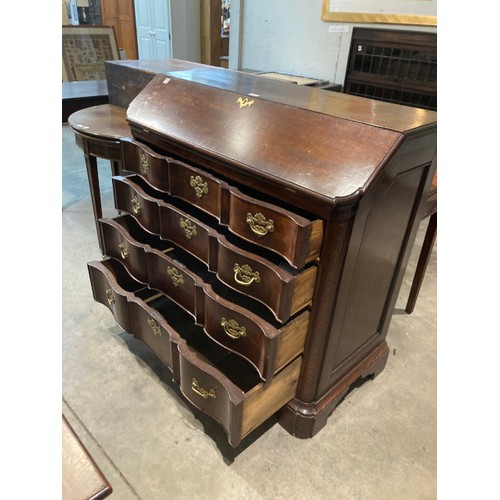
[
  {"x1": 405, "y1": 212, "x2": 437, "y2": 314},
  {"x1": 83, "y1": 143, "x2": 104, "y2": 254}
]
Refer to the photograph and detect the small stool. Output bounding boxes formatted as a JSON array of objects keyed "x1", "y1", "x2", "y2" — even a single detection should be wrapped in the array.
[{"x1": 68, "y1": 104, "x2": 131, "y2": 253}]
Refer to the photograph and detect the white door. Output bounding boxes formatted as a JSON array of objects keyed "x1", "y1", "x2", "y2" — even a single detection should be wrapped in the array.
[{"x1": 135, "y1": 0, "x2": 172, "y2": 60}]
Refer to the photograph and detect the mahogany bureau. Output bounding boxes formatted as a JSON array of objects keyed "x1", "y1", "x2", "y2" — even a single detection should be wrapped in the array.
[{"x1": 75, "y1": 61, "x2": 437, "y2": 447}]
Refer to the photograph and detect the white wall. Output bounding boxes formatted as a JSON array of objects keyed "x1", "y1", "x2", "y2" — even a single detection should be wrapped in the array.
[
  {"x1": 170, "y1": 0, "x2": 201, "y2": 62},
  {"x1": 232, "y1": 0, "x2": 436, "y2": 85}
]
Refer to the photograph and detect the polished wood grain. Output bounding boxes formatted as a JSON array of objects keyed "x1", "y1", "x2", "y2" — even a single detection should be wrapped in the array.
[
  {"x1": 87, "y1": 257, "x2": 303, "y2": 447},
  {"x1": 126, "y1": 74, "x2": 405, "y2": 205},
  {"x1": 62, "y1": 415, "x2": 112, "y2": 500},
  {"x1": 79, "y1": 61, "x2": 437, "y2": 445},
  {"x1": 68, "y1": 104, "x2": 131, "y2": 252},
  {"x1": 99, "y1": 215, "x2": 308, "y2": 381},
  {"x1": 120, "y1": 138, "x2": 322, "y2": 268},
  {"x1": 112, "y1": 176, "x2": 317, "y2": 322},
  {"x1": 108, "y1": 59, "x2": 437, "y2": 132}
]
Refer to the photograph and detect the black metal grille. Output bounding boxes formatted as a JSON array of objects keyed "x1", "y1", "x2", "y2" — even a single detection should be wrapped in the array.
[{"x1": 344, "y1": 29, "x2": 437, "y2": 111}]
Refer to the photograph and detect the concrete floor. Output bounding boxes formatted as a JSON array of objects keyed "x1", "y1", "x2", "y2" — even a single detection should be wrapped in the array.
[{"x1": 62, "y1": 123, "x2": 437, "y2": 500}]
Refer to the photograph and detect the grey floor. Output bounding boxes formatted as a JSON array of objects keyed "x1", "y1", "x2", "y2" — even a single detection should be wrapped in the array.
[{"x1": 62, "y1": 123, "x2": 437, "y2": 500}]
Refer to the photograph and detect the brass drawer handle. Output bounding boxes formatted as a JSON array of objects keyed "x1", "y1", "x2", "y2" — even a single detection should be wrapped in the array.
[
  {"x1": 190, "y1": 175, "x2": 209, "y2": 198},
  {"x1": 179, "y1": 217, "x2": 197, "y2": 239},
  {"x1": 147, "y1": 317, "x2": 162, "y2": 336},
  {"x1": 233, "y1": 263, "x2": 260, "y2": 286},
  {"x1": 139, "y1": 152, "x2": 149, "y2": 174},
  {"x1": 118, "y1": 241, "x2": 129, "y2": 259},
  {"x1": 131, "y1": 195, "x2": 142, "y2": 215},
  {"x1": 246, "y1": 212, "x2": 274, "y2": 237},
  {"x1": 166, "y1": 266, "x2": 184, "y2": 287},
  {"x1": 191, "y1": 377, "x2": 216, "y2": 399},
  {"x1": 106, "y1": 288, "x2": 115, "y2": 306},
  {"x1": 221, "y1": 317, "x2": 247, "y2": 339}
]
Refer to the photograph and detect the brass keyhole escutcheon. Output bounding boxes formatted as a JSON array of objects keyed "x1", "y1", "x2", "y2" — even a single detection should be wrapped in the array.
[
  {"x1": 189, "y1": 175, "x2": 208, "y2": 198},
  {"x1": 179, "y1": 217, "x2": 197, "y2": 239},
  {"x1": 119, "y1": 241, "x2": 129, "y2": 259},
  {"x1": 237, "y1": 97, "x2": 255, "y2": 108},
  {"x1": 106, "y1": 288, "x2": 115, "y2": 306},
  {"x1": 139, "y1": 152, "x2": 150, "y2": 174},
  {"x1": 147, "y1": 317, "x2": 162, "y2": 336},
  {"x1": 246, "y1": 212, "x2": 274, "y2": 237},
  {"x1": 191, "y1": 378, "x2": 216, "y2": 399},
  {"x1": 221, "y1": 317, "x2": 247, "y2": 340},
  {"x1": 233, "y1": 263, "x2": 260, "y2": 286},
  {"x1": 167, "y1": 266, "x2": 184, "y2": 287},
  {"x1": 131, "y1": 195, "x2": 141, "y2": 215}
]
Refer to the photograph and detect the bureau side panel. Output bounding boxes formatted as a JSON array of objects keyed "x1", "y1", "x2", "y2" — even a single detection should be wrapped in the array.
[{"x1": 316, "y1": 131, "x2": 436, "y2": 396}]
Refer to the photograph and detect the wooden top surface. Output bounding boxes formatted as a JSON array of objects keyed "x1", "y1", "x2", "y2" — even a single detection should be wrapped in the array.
[
  {"x1": 62, "y1": 415, "x2": 112, "y2": 500},
  {"x1": 109, "y1": 59, "x2": 437, "y2": 134},
  {"x1": 127, "y1": 74, "x2": 406, "y2": 201},
  {"x1": 68, "y1": 104, "x2": 131, "y2": 140},
  {"x1": 62, "y1": 80, "x2": 108, "y2": 100}
]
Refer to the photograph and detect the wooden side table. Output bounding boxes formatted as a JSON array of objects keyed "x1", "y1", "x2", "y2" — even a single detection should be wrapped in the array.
[
  {"x1": 68, "y1": 104, "x2": 131, "y2": 253},
  {"x1": 62, "y1": 415, "x2": 112, "y2": 500}
]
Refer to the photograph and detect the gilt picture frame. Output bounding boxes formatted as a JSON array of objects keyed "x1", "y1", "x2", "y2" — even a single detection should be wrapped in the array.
[{"x1": 321, "y1": 0, "x2": 437, "y2": 27}]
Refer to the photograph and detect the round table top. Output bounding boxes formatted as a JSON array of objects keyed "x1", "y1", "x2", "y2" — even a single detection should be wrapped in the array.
[{"x1": 68, "y1": 104, "x2": 131, "y2": 140}]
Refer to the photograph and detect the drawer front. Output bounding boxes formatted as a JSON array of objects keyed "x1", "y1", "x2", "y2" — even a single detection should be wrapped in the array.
[
  {"x1": 113, "y1": 177, "x2": 161, "y2": 235},
  {"x1": 216, "y1": 239, "x2": 295, "y2": 322},
  {"x1": 101, "y1": 214, "x2": 307, "y2": 381},
  {"x1": 118, "y1": 140, "x2": 323, "y2": 269},
  {"x1": 178, "y1": 346, "x2": 302, "y2": 447},
  {"x1": 159, "y1": 206, "x2": 212, "y2": 266},
  {"x1": 203, "y1": 288, "x2": 274, "y2": 379},
  {"x1": 88, "y1": 258, "x2": 303, "y2": 447},
  {"x1": 129, "y1": 299, "x2": 174, "y2": 372},
  {"x1": 121, "y1": 138, "x2": 170, "y2": 192},
  {"x1": 168, "y1": 159, "x2": 224, "y2": 220},
  {"x1": 87, "y1": 260, "x2": 137, "y2": 333},
  {"x1": 113, "y1": 177, "x2": 313, "y2": 321},
  {"x1": 178, "y1": 345, "x2": 241, "y2": 445},
  {"x1": 146, "y1": 250, "x2": 197, "y2": 315},
  {"x1": 228, "y1": 189, "x2": 322, "y2": 269},
  {"x1": 100, "y1": 219, "x2": 148, "y2": 283}
]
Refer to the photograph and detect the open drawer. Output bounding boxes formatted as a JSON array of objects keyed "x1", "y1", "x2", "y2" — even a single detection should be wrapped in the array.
[
  {"x1": 120, "y1": 137, "x2": 323, "y2": 269},
  {"x1": 99, "y1": 214, "x2": 309, "y2": 381},
  {"x1": 112, "y1": 175, "x2": 317, "y2": 323},
  {"x1": 87, "y1": 258, "x2": 302, "y2": 447}
]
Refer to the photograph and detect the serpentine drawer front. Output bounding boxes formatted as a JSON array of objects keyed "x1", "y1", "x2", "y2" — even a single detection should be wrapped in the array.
[
  {"x1": 99, "y1": 214, "x2": 309, "y2": 381},
  {"x1": 120, "y1": 138, "x2": 323, "y2": 269},
  {"x1": 112, "y1": 175, "x2": 317, "y2": 323},
  {"x1": 87, "y1": 259, "x2": 302, "y2": 447},
  {"x1": 79, "y1": 63, "x2": 436, "y2": 446}
]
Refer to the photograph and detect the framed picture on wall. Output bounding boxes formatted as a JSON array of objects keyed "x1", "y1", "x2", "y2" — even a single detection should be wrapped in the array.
[
  {"x1": 62, "y1": 25, "x2": 120, "y2": 82},
  {"x1": 321, "y1": 0, "x2": 437, "y2": 27}
]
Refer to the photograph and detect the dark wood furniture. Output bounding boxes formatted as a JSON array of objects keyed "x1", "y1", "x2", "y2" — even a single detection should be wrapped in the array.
[
  {"x1": 62, "y1": 415, "x2": 112, "y2": 500},
  {"x1": 68, "y1": 104, "x2": 131, "y2": 252},
  {"x1": 344, "y1": 28, "x2": 436, "y2": 111},
  {"x1": 62, "y1": 80, "x2": 109, "y2": 123},
  {"x1": 405, "y1": 172, "x2": 437, "y2": 313},
  {"x1": 70, "y1": 60, "x2": 436, "y2": 447},
  {"x1": 343, "y1": 28, "x2": 437, "y2": 314}
]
